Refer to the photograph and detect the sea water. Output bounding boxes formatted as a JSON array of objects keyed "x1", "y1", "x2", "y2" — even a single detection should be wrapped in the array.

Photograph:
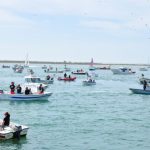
[{"x1": 0, "y1": 64, "x2": 150, "y2": 150}]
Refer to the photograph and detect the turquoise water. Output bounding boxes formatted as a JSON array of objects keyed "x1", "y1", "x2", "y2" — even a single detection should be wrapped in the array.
[{"x1": 0, "y1": 65, "x2": 150, "y2": 150}]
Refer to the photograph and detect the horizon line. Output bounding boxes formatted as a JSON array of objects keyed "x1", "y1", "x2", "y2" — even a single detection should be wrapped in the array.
[{"x1": 0, "y1": 60, "x2": 149, "y2": 66}]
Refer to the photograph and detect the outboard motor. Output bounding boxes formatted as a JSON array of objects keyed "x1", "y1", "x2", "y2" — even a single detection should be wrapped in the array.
[{"x1": 13, "y1": 125, "x2": 22, "y2": 140}]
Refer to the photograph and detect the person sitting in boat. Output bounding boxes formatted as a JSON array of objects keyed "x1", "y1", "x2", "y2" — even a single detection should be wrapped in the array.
[
  {"x1": 29, "y1": 88, "x2": 32, "y2": 94},
  {"x1": 10, "y1": 82, "x2": 15, "y2": 94},
  {"x1": 16, "y1": 84, "x2": 22, "y2": 94},
  {"x1": 1, "y1": 112, "x2": 10, "y2": 129},
  {"x1": 25, "y1": 87, "x2": 30, "y2": 95},
  {"x1": 143, "y1": 80, "x2": 148, "y2": 90},
  {"x1": 38, "y1": 84, "x2": 44, "y2": 94},
  {"x1": 69, "y1": 75, "x2": 71, "y2": 78}
]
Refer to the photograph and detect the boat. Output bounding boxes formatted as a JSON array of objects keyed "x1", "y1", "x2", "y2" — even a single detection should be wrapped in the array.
[
  {"x1": 0, "y1": 120, "x2": 29, "y2": 140},
  {"x1": 97, "y1": 65, "x2": 111, "y2": 70},
  {"x1": 0, "y1": 91, "x2": 52, "y2": 101},
  {"x1": 12, "y1": 64, "x2": 24, "y2": 73},
  {"x1": 58, "y1": 77, "x2": 76, "y2": 81},
  {"x1": 111, "y1": 67, "x2": 135, "y2": 75},
  {"x1": 139, "y1": 67, "x2": 148, "y2": 71},
  {"x1": 2, "y1": 65, "x2": 10, "y2": 68},
  {"x1": 129, "y1": 88, "x2": 150, "y2": 95},
  {"x1": 82, "y1": 79, "x2": 96, "y2": 86},
  {"x1": 24, "y1": 74, "x2": 54, "y2": 84},
  {"x1": 14, "y1": 68, "x2": 23, "y2": 73},
  {"x1": 44, "y1": 68, "x2": 63, "y2": 73},
  {"x1": 42, "y1": 65, "x2": 47, "y2": 69},
  {"x1": 72, "y1": 69, "x2": 87, "y2": 75}
]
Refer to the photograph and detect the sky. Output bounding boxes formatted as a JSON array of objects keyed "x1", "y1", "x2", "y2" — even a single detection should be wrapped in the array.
[{"x1": 0, "y1": 0, "x2": 150, "y2": 64}]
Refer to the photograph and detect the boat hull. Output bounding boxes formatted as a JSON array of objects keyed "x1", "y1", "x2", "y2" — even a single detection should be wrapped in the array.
[
  {"x1": 129, "y1": 88, "x2": 150, "y2": 95},
  {"x1": 58, "y1": 77, "x2": 76, "y2": 81},
  {"x1": 82, "y1": 81, "x2": 96, "y2": 86},
  {"x1": 0, "y1": 92, "x2": 52, "y2": 101}
]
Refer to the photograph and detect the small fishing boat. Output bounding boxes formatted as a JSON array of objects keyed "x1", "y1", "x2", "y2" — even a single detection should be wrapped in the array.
[
  {"x1": 0, "y1": 91, "x2": 52, "y2": 101},
  {"x1": 58, "y1": 77, "x2": 76, "y2": 81},
  {"x1": 0, "y1": 120, "x2": 29, "y2": 140},
  {"x1": 44, "y1": 68, "x2": 63, "y2": 73},
  {"x1": 42, "y1": 65, "x2": 47, "y2": 69},
  {"x1": 139, "y1": 67, "x2": 148, "y2": 71},
  {"x1": 82, "y1": 79, "x2": 96, "y2": 86},
  {"x1": 97, "y1": 65, "x2": 111, "y2": 70},
  {"x1": 129, "y1": 88, "x2": 150, "y2": 95},
  {"x1": 2, "y1": 65, "x2": 10, "y2": 68}
]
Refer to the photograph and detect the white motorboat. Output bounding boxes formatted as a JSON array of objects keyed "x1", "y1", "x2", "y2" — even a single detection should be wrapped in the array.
[
  {"x1": 0, "y1": 91, "x2": 52, "y2": 101},
  {"x1": 0, "y1": 120, "x2": 29, "y2": 140},
  {"x1": 24, "y1": 74, "x2": 54, "y2": 84},
  {"x1": 111, "y1": 67, "x2": 135, "y2": 75},
  {"x1": 82, "y1": 79, "x2": 96, "y2": 86}
]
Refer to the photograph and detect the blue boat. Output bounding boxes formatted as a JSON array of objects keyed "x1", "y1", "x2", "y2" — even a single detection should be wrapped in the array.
[{"x1": 129, "y1": 88, "x2": 150, "y2": 95}]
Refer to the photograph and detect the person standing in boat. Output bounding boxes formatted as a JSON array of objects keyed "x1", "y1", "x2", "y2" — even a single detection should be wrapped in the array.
[
  {"x1": 16, "y1": 84, "x2": 22, "y2": 94},
  {"x1": 143, "y1": 80, "x2": 147, "y2": 90},
  {"x1": 1, "y1": 112, "x2": 10, "y2": 129},
  {"x1": 38, "y1": 84, "x2": 44, "y2": 94},
  {"x1": 64, "y1": 73, "x2": 67, "y2": 78},
  {"x1": 10, "y1": 82, "x2": 15, "y2": 94}
]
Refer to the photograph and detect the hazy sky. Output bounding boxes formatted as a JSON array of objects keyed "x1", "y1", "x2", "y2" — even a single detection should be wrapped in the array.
[{"x1": 0, "y1": 0, "x2": 150, "y2": 63}]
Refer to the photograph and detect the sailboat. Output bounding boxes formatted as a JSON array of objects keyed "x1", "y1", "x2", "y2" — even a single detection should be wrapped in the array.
[
  {"x1": 24, "y1": 53, "x2": 30, "y2": 68},
  {"x1": 89, "y1": 58, "x2": 96, "y2": 71}
]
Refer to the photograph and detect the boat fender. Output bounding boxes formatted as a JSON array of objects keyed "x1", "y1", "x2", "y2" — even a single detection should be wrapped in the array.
[{"x1": 13, "y1": 125, "x2": 22, "y2": 140}]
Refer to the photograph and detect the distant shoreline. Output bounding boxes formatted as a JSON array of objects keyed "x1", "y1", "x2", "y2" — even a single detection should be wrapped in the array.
[{"x1": 0, "y1": 60, "x2": 149, "y2": 66}]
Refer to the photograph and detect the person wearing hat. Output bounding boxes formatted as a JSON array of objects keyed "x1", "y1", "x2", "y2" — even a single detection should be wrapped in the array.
[{"x1": 10, "y1": 82, "x2": 15, "y2": 94}]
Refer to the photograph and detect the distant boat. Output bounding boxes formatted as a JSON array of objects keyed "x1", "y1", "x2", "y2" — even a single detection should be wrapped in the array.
[
  {"x1": 82, "y1": 79, "x2": 96, "y2": 86},
  {"x1": 139, "y1": 67, "x2": 148, "y2": 71},
  {"x1": 2, "y1": 65, "x2": 10, "y2": 68},
  {"x1": 58, "y1": 77, "x2": 76, "y2": 81},
  {"x1": 97, "y1": 65, "x2": 111, "y2": 70}
]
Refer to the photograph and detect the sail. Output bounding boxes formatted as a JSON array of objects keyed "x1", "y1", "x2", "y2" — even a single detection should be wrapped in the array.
[{"x1": 24, "y1": 53, "x2": 29, "y2": 67}]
